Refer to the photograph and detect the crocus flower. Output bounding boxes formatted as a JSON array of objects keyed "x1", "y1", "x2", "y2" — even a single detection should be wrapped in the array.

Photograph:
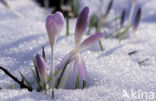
[
  {"x1": 46, "y1": 12, "x2": 64, "y2": 46},
  {"x1": 133, "y1": 7, "x2": 141, "y2": 32},
  {"x1": 0, "y1": 0, "x2": 9, "y2": 7},
  {"x1": 105, "y1": 0, "x2": 113, "y2": 16},
  {"x1": 35, "y1": 54, "x2": 48, "y2": 83},
  {"x1": 46, "y1": 11, "x2": 64, "y2": 98},
  {"x1": 128, "y1": 0, "x2": 138, "y2": 25},
  {"x1": 57, "y1": 7, "x2": 104, "y2": 83},
  {"x1": 120, "y1": 9, "x2": 126, "y2": 28}
]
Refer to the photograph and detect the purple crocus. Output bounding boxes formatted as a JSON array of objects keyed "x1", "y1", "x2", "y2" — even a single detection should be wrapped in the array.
[
  {"x1": 128, "y1": 0, "x2": 138, "y2": 24},
  {"x1": 120, "y1": 9, "x2": 126, "y2": 28},
  {"x1": 75, "y1": 7, "x2": 89, "y2": 46},
  {"x1": 46, "y1": 11, "x2": 64, "y2": 98},
  {"x1": 46, "y1": 12, "x2": 64, "y2": 46},
  {"x1": 35, "y1": 54, "x2": 48, "y2": 83},
  {"x1": 57, "y1": 7, "x2": 104, "y2": 82},
  {"x1": 133, "y1": 7, "x2": 141, "y2": 32},
  {"x1": 0, "y1": 0, "x2": 9, "y2": 7}
]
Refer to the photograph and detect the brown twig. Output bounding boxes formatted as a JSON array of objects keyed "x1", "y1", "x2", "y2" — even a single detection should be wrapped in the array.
[{"x1": 0, "y1": 66, "x2": 32, "y2": 91}]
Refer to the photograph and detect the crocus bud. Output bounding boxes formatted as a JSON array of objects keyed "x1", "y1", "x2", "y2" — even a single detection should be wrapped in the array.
[
  {"x1": 0, "y1": 0, "x2": 9, "y2": 7},
  {"x1": 35, "y1": 54, "x2": 48, "y2": 82},
  {"x1": 120, "y1": 9, "x2": 126, "y2": 28},
  {"x1": 46, "y1": 12, "x2": 64, "y2": 46},
  {"x1": 105, "y1": 0, "x2": 113, "y2": 16},
  {"x1": 75, "y1": 7, "x2": 89, "y2": 46},
  {"x1": 78, "y1": 32, "x2": 104, "y2": 51},
  {"x1": 133, "y1": 7, "x2": 141, "y2": 32}
]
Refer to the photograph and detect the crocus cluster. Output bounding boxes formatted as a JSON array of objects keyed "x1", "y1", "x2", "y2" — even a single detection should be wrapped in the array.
[
  {"x1": 115, "y1": 0, "x2": 141, "y2": 38},
  {"x1": 34, "y1": 6, "x2": 103, "y2": 98}
]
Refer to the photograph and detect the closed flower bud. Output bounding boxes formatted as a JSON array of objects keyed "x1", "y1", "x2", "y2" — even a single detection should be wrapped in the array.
[
  {"x1": 35, "y1": 54, "x2": 48, "y2": 82},
  {"x1": 46, "y1": 12, "x2": 64, "y2": 46},
  {"x1": 133, "y1": 7, "x2": 141, "y2": 32}
]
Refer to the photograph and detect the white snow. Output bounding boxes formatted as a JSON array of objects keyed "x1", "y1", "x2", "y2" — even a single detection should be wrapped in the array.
[{"x1": 0, "y1": 0, "x2": 156, "y2": 101}]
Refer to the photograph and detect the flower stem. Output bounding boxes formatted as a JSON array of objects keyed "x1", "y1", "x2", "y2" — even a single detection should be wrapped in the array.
[
  {"x1": 44, "y1": 82, "x2": 47, "y2": 94},
  {"x1": 75, "y1": 75, "x2": 79, "y2": 89},
  {"x1": 51, "y1": 46, "x2": 55, "y2": 99},
  {"x1": 82, "y1": 80, "x2": 86, "y2": 89},
  {"x1": 99, "y1": 40, "x2": 104, "y2": 51},
  {"x1": 66, "y1": 15, "x2": 69, "y2": 36}
]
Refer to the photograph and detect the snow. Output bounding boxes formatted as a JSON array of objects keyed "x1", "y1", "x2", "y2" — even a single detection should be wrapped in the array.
[{"x1": 0, "y1": 0, "x2": 156, "y2": 101}]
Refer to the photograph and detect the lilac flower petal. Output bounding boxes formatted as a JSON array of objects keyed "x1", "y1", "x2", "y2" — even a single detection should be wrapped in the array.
[
  {"x1": 133, "y1": 7, "x2": 141, "y2": 32},
  {"x1": 75, "y1": 7, "x2": 89, "y2": 45},
  {"x1": 35, "y1": 54, "x2": 48, "y2": 82},
  {"x1": 120, "y1": 9, "x2": 126, "y2": 28},
  {"x1": 105, "y1": 0, "x2": 113, "y2": 16},
  {"x1": 78, "y1": 32, "x2": 104, "y2": 51},
  {"x1": 57, "y1": 51, "x2": 75, "y2": 70},
  {"x1": 0, "y1": 0, "x2": 9, "y2": 7},
  {"x1": 46, "y1": 12, "x2": 64, "y2": 46},
  {"x1": 74, "y1": 54, "x2": 86, "y2": 80}
]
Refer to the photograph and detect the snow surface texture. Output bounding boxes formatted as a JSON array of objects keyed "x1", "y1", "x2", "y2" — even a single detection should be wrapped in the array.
[{"x1": 0, "y1": 0, "x2": 156, "y2": 101}]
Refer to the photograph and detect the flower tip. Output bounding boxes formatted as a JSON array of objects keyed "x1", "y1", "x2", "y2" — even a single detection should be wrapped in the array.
[
  {"x1": 120, "y1": 9, "x2": 126, "y2": 28},
  {"x1": 35, "y1": 54, "x2": 47, "y2": 82},
  {"x1": 46, "y1": 11, "x2": 64, "y2": 46},
  {"x1": 75, "y1": 6, "x2": 90, "y2": 45},
  {"x1": 133, "y1": 7, "x2": 141, "y2": 32}
]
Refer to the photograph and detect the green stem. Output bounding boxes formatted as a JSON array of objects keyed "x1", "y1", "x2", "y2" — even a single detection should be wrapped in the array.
[
  {"x1": 99, "y1": 40, "x2": 104, "y2": 51},
  {"x1": 55, "y1": 61, "x2": 69, "y2": 89},
  {"x1": 66, "y1": 16, "x2": 69, "y2": 36},
  {"x1": 44, "y1": 82, "x2": 46, "y2": 94},
  {"x1": 82, "y1": 80, "x2": 86, "y2": 89},
  {"x1": 75, "y1": 75, "x2": 79, "y2": 89}
]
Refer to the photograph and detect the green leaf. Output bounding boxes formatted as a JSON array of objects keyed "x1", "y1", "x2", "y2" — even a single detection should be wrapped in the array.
[
  {"x1": 18, "y1": 71, "x2": 32, "y2": 88},
  {"x1": 47, "y1": 76, "x2": 52, "y2": 82},
  {"x1": 75, "y1": 75, "x2": 79, "y2": 89},
  {"x1": 116, "y1": 25, "x2": 132, "y2": 38},
  {"x1": 128, "y1": 51, "x2": 137, "y2": 56},
  {"x1": 88, "y1": 14, "x2": 98, "y2": 35},
  {"x1": 138, "y1": 58, "x2": 149, "y2": 64},
  {"x1": 32, "y1": 57, "x2": 41, "y2": 84},
  {"x1": 82, "y1": 80, "x2": 86, "y2": 89},
  {"x1": 39, "y1": 82, "x2": 44, "y2": 88},
  {"x1": 11, "y1": 83, "x2": 14, "y2": 89}
]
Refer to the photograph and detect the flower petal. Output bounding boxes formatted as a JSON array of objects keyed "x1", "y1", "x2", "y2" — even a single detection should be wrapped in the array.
[
  {"x1": 57, "y1": 51, "x2": 75, "y2": 70},
  {"x1": 78, "y1": 32, "x2": 104, "y2": 50},
  {"x1": 120, "y1": 9, "x2": 126, "y2": 28},
  {"x1": 46, "y1": 12, "x2": 64, "y2": 46},
  {"x1": 133, "y1": 7, "x2": 141, "y2": 32},
  {"x1": 74, "y1": 54, "x2": 86, "y2": 80},
  {"x1": 0, "y1": 0, "x2": 9, "y2": 7},
  {"x1": 35, "y1": 54, "x2": 48, "y2": 82},
  {"x1": 75, "y1": 7, "x2": 89, "y2": 45}
]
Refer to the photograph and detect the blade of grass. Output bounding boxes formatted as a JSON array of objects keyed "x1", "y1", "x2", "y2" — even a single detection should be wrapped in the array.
[
  {"x1": 138, "y1": 58, "x2": 149, "y2": 64},
  {"x1": 82, "y1": 80, "x2": 86, "y2": 89},
  {"x1": 32, "y1": 57, "x2": 41, "y2": 84},
  {"x1": 128, "y1": 50, "x2": 137, "y2": 56},
  {"x1": 18, "y1": 71, "x2": 32, "y2": 88},
  {"x1": 115, "y1": 25, "x2": 132, "y2": 38},
  {"x1": 75, "y1": 75, "x2": 79, "y2": 89}
]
